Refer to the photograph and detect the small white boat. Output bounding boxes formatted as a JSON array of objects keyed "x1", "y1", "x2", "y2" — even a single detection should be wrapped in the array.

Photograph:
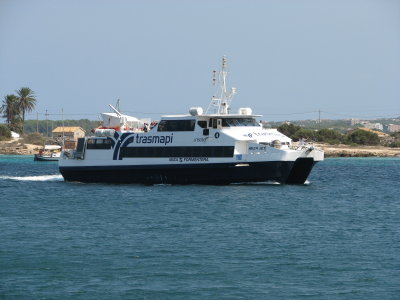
[{"x1": 34, "y1": 145, "x2": 62, "y2": 161}]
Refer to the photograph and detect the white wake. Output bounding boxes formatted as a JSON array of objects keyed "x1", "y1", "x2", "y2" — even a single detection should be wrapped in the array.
[
  {"x1": 232, "y1": 181, "x2": 281, "y2": 185},
  {"x1": 0, "y1": 174, "x2": 64, "y2": 182}
]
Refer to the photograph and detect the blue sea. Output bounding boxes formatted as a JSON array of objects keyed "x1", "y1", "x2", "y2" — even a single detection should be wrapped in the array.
[{"x1": 0, "y1": 155, "x2": 399, "y2": 299}]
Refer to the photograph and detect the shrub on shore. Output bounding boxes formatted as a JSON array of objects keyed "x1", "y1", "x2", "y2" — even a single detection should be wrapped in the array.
[
  {"x1": 344, "y1": 129, "x2": 380, "y2": 145},
  {"x1": 0, "y1": 124, "x2": 11, "y2": 141},
  {"x1": 21, "y1": 132, "x2": 46, "y2": 145},
  {"x1": 389, "y1": 141, "x2": 400, "y2": 148},
  {"x1": 277, "y1": 124, "x2": 383, "y2": 146},
  {"x1": 277, "y1": 124, "x2": 345, "y2": 144}
]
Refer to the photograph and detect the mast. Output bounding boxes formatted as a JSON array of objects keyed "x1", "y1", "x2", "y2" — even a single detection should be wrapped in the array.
[{"x1": 206, "y1": 56, "x2": 236, "y2": 115}]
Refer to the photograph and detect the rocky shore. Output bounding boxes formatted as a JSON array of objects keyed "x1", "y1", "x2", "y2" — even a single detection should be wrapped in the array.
[
  {"x1": 315, "y1": 144, "x2": 400, "y2": 157},
  {"x1": 0, "y1": 140, "x2": 39, "y2": 155}
]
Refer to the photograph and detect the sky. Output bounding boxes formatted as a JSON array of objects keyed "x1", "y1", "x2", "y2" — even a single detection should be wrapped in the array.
[{"x1": 1, "y1": 0, "x2": 399, "y2": 122}]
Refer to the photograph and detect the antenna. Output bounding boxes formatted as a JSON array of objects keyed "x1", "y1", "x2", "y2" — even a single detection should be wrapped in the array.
[
  {"x1": 116, "y1": 99, "x2": 120, "y2": 112},
  {"x1": 206, "y1": 56, "x2": 236, "y2": 115},
  {"x1": 212, "y1": 70, "x2": 216, "y2": 85}
]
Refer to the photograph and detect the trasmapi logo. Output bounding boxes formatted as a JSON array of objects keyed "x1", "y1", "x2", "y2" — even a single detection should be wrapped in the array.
[
  {"x1": 135, "y1": 133, "x2": 173, "y2": 145},
  {"x1": 112, "y1": 132, "x2": 174, "y2": 160}
]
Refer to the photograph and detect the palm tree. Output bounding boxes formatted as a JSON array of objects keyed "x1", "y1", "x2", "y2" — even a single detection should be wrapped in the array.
[
  {"x1": 16, "y1": 87, "x2": 37, "y2": 133},
  {"x1": 0, "y1": 94, "x2": 19, "y2": 129}
]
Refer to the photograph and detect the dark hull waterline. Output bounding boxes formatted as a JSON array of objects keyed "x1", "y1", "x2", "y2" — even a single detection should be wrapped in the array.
[{"x1": 59, "y1": 157, "x2": 316, "y2": 185}]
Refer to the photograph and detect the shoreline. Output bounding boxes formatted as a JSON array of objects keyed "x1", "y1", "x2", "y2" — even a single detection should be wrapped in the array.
[
  {"x1": 0, "y1": 141, "x2": 39, "y2": 155},
  {"x1": 315, "y1": 144, "x2": 400, "y2": 157},
  {"x1": 1, "y1": 141, "x2": 399, "y2": 157}
]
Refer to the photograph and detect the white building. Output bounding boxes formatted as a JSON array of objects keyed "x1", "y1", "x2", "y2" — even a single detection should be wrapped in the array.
[
  {"x1": 387, "y1": 124, "x2": 400, "y2": 132},
  {"x1": 363, "y1": 122, "x2": 383, "y2": 131},
  {"x1": 10, "y1": 131, "x2": 20, "y2": 139}
]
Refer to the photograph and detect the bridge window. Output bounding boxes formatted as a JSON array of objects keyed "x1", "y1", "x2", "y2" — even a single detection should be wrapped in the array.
[
  {"x1": 197, "y1": 120, "x2": 207, "y2": 128},
  {"x1": 221, "y1": 118, "x2": 259, "y2": 127},
  {"x1": 157, "y1": 120, "x2": 196, "y2": 132}
]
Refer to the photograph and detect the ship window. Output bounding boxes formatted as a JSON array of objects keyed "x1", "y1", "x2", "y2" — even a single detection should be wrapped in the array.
[
  {"x1": 221, "y1": 118, "x2": 259, "y2": 127},
  {"x1": 120, "y1": 146, "x2": 234, "y2": 158},
  {"x1": 212, "y1": 119, "x2": 218, "y2": 129},
  {"x1": 87, "y1": 138, "x2": 112, "y2": 149},
  {"x1": 94, "y1": 139, "x2": 111, "y2": 144},
  {"x1": 197, "y1": 121, "x2": 207, "y2": 128},
  {"x1": 157, "y1": 120, "x2": 195, "y2": 132}
]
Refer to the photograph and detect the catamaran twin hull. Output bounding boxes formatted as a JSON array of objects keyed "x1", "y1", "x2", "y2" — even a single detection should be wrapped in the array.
[
  {"x1": 59, "y1": 147, "x2": 322, "y2": 185},
  {"x1": 58, "y1": 113, "x2": 324, "y2": 185}
]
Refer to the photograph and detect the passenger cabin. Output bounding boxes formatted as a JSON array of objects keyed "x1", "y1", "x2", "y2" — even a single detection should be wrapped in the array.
[{"x1": 155, "y1": 115, "x2": 261, "y2": 135}]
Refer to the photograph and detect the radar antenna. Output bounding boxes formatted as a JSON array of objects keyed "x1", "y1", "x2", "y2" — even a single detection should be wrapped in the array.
[{"x1": 206, "y1": 56, "x2": 236, "y2": 115}]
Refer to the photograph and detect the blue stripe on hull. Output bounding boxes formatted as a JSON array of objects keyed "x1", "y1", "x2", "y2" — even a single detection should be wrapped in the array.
[{"x1": 59, "y1": 158, "x2": 316, "y2": 184}]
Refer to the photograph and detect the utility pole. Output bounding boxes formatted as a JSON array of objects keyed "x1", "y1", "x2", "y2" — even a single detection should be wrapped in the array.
[
  {"x1": 62, "y1": 108, "x2": 65, "y2": 146},
  {"x1": 36, "y1": 112, "x2": 39, "y2": 133},
  {"x1": 45, "y1": 109, "x2": 49, "y2": 137},
  {"x1": 318, "y1": 109, "x2": 321, "y2": 124}
]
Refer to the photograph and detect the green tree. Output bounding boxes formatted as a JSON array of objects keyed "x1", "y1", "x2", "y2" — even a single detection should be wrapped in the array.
[
  {"x1": 0, "y1": 94, "x2": 22, "y2": 132},
  {"x1": 16, "y1": 87, "x2": 37, "y2": 133},
  {"x1": 291, "y1": 128, "x2": 318, "y2": 141},
  {"x1": 277, "y1": 123, "x2": 301, "y2": 137},
  {"x1": 1, "y1": 94, "x2": 17, "y2": 126},
  {"x1": 0, "y1": 124, "x2": 12, "y2": 141},
  {"x1": 345, "y1": 129, "x2": 380, "y2": 145},
  {"x1": 315, "y1": 128, "x2": 343, "y2": 144}
]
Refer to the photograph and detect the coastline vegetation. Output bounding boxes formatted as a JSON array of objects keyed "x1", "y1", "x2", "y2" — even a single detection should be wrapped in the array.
[
  {"x1": 0, "y1": 87, "x2": 36, "y2": 134},
  {"x1": 22, "y1": 119, "x2": 99, "y2": 137},
  {"x1": 276, "y1": 123, "x2": 397, "y2": 146},
  {"x1": 0, "y1": 124, "x2": 11, "y2": 141}
]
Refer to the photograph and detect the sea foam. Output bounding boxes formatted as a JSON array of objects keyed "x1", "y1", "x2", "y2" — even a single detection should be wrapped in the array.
[{"x1": 0, "y1": 174, "x2": 63, "y2": 182}]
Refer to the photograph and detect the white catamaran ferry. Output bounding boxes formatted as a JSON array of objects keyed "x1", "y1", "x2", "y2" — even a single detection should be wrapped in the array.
[{"x1": 59, "y1": 57, "x2": 323, "y2": 184}]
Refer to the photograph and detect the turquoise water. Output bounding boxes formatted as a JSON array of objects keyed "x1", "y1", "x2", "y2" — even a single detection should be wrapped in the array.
[{"x1": 1, "y1": 155, "x2": 399, "y2": 299}]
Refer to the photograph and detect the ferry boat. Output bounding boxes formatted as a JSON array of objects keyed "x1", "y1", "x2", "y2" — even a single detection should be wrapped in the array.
[{"x1": 59, "y1": 57, "x2": 323, "y2": 184}]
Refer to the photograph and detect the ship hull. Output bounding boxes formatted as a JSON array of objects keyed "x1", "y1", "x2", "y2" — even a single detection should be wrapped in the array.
[
  {"x1": 59, "y1": 158, "x2": 316, "y2": 184},
  {"x1": 34, "y1": 154, "x2": 60, "y2": 162}
]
